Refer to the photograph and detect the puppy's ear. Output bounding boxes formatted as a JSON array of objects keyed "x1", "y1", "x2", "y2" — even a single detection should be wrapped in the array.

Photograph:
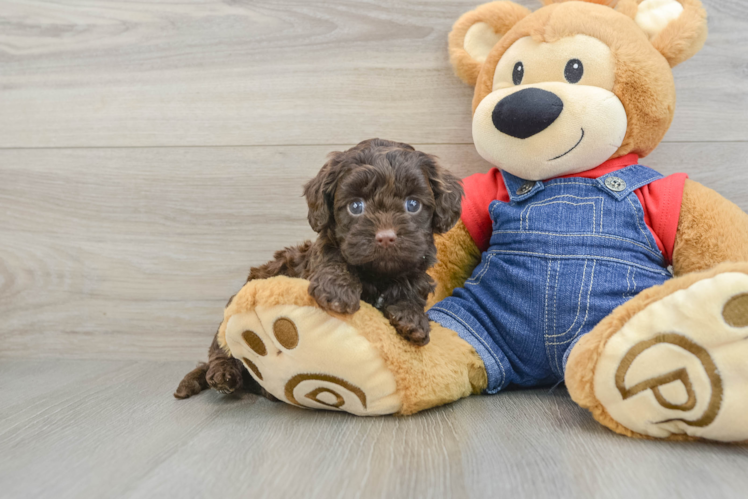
[
  {"x1": 420, "y1": 154, "x2": 464, "y2": 234},
  {"x1": 303, "y1": 152, "x2": 346, "y2": 233}
]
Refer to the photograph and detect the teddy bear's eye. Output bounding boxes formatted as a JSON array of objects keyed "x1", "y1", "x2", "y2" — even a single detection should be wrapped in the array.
[
  {"x1": 512, "y1": 62, "x2": 524, "y2": 85},
  {"x1": 564, "y1": 59, "x2": 584, "y2": 84}
]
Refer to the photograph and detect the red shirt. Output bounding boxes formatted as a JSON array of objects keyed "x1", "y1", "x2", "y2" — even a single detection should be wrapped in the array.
[{"x1": 460, "y1": 154, "x2": 687, "y2": 264}]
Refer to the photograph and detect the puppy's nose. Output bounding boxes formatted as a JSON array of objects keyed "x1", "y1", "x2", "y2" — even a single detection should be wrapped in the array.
[
  {"x1": 375, "y1": 229, "x2": 397, "y2": 248},
  {"x1": 492, "y1": 88, "x2": 564, "y2": 139}
]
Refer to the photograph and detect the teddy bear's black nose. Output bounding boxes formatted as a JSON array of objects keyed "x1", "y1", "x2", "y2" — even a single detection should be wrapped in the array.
[{"x1": 492, "y1": 88, "x2": 564, "y2": 139}]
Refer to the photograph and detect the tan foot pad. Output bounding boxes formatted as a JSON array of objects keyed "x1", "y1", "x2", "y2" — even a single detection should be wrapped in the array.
[
  {"x1": 225, "y1": 304, "x2": 402, "y2": 416},
  {"x1": 595, "y1": 272, "x2": 748, "y2": 441}
]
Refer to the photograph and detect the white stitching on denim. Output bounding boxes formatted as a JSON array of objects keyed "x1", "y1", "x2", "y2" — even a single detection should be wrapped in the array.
[
  {"x1": 519, "y1": 194, "x2": 596, "y2": 227},
  {"x1": 553, "y1": 260, "x2": 560, "y2": 336},
  {"x1": 543, "y1": 260, "x2": 554, "y2": 371},
  {"x1": 624, "y1": 266, "x2": 631, "y2": 299},
  {"x1": 543, "y1": 181, "x2": 597, "y2": 188},
  {"x1": 578, "y1": 262, "x2": 597, "y2": 338},
  {"x1": 631, "y1": 267, "x2": 637, "y2": 295},
  {"x1": 520, "y1": 195, "x2": 601, "y2": 231},
  {"x1": 466, "y1": 253, "x2": 494, "y2": 286},
  {"x1": 544, "y1": 260, "x2": 551, "y2": 339},
  {"x1": 429, "y1": 306, "x2": 507, "y2": 387},
  {"x1": 550, "y1": 260, "x2": 597, "y2": 340},
  {"x1": 490, "y1": 231, "x2": 663, "y2": 259},
  {"x1": 548, "y1": 260, "x2": 596, "y2": 374},
  {"x1": 548, "y1": 260, "x2": 597, "y2": 373},
  {"x1": 525, "y1": 201, "x2": 596, "y2": 232},
  {"x1": 546, "y1": 175, "x2": 662, "y2": 197},
  {"x1": 547, "y1": 260, "x2": 587, "y2": 339},
  {"x1": 626, "y1": 196, "x2": 655, "y2": 250},
  {"x1": 600, "y1": 197, "x2": 604, "y2": 232},
  {"x1": 541, "y1": 173, "x2": 662, "y2": 246},
  {"x1": 484, "y1": 249, "x2": 668, "y2": 275}
]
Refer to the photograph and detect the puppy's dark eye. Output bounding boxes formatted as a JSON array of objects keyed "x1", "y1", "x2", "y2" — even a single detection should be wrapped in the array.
[
  {"x1": 347, "y1": 199, "x2": 365, "y2": 216},
  {"x1": 512, "y1": 62, "x2": 524, "y2": 85},
  {"x1": 405, "y1": 198, "x2": 421, "y2": 214},
  {"x1": 564, "y1": 59, "x2": 583, "y2": 84}
]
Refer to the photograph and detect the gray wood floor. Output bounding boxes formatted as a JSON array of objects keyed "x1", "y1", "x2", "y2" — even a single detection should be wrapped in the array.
[{"x1": 1, "y1": 0, "x2": 747, "y2": 497}]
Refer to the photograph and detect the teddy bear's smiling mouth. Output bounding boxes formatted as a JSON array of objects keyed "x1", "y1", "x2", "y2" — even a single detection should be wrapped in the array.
[{"x1": 548, "y1": 128, "x2": 585, "y2": 161}]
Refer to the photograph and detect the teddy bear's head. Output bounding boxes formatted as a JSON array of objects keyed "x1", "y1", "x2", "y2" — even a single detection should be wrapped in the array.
[{"x1": 449, "y1": 0, "x2": 707, "y2": 181}]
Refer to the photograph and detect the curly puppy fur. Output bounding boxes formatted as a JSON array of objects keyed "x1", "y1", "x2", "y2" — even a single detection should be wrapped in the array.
[{"x1": 175, "y1": 138, "x2": 463, "y2": 399}]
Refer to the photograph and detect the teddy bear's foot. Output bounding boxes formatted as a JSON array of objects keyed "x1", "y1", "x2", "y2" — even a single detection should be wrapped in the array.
[
  {"x1": 219, "y1": 276, "x2": 486, "y2": 416},
  {"x1": 222, "y1": 278, "x2": 403, "y2": 415},
  {"x1": 567, "y1": 263, "x2": 748, "y2": 442}
]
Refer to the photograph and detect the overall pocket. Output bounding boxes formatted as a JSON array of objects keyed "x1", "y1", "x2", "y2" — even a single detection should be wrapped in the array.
[{"x1": 520, "y1": 194, "x2": 605, "y2": 234}]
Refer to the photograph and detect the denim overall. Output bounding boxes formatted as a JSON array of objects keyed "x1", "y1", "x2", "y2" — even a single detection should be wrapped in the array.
[{"x1": 428, "y1": 164, "x2": 672, "y2": 394}]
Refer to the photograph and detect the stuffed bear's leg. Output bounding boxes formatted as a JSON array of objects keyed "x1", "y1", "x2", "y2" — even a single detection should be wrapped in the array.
[
  {"x1": 565, "y1": 262, "x2": 748, "y2": 442},
  {"x1": 218, "y1": 275, "x2": 487, "y2": 416}
]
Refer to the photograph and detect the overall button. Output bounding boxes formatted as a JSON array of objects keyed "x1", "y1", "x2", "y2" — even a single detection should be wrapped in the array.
[
  {"x1": 516, "y1": 181, "x2": 534, "y2": 196},
  {"x1": 605, "y1": 176, "x2": 627, "y2": 192}
]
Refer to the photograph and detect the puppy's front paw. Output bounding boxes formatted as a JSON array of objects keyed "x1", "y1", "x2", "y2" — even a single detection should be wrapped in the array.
[
  {"x1": 206, "y1": 360, "x2": 243, "y2": 395},
  {"x1": 386, "y1": 308, "x2": 431, "y2": 346},
  {"x1": 308, "y1": 280, "x2": 361, "y2": 314}
]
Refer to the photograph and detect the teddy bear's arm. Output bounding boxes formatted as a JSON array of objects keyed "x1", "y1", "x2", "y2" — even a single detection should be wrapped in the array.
[
  {"x1": 427, "y1": 219, "x2": 482, "y2": 307},
  {"x1": 672, "y1": 179, "x2": 748, "y2": 276}
]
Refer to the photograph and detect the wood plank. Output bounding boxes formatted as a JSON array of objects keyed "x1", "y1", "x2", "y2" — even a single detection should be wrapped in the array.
[
  {"x1": 0, "y1": 359, "x2": 231, "y2": 498},
  {"x1": 1, "y1": 142, "x2": 746, "y2": 361},
  {"x1": 0, "y1": 0, "x2": 745, "y2": 148},
  {"x1": 0, "y1": 360, "x2": 746, "y2": 498}
]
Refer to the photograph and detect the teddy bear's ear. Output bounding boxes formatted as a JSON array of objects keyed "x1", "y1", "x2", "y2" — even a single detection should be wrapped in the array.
[
  {"x1": 448, "y1": 1, "x2": 531, "y2": 86},
  {"x1": 635, "y1": 0, "x2": 708, "y2": 67}
]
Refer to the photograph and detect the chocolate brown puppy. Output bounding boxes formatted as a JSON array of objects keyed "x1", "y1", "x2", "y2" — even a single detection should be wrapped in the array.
[{"x1": 175, "y1": 138, "x2": 463, "y2": 399}]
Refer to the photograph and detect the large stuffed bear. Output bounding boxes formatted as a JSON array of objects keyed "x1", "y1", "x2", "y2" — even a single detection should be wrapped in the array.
[{"x1": 218, "y1": 0, "x2": 748, "y2": 442}]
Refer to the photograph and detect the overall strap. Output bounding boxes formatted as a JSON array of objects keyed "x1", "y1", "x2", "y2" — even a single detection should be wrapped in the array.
[
  {"x1": 501, "y1": 170, "x2": 544, "y2": 203},
  {"x1": 596, "y1": 164, "x2": 664, "y2": 201}
]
